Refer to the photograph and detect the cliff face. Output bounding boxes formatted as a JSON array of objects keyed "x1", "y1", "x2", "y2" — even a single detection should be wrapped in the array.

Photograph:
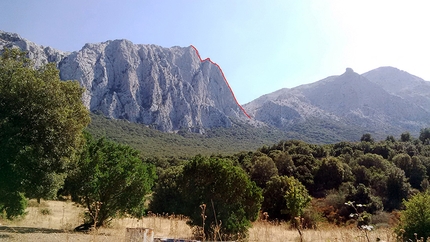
[{"x1": 0, "y1": 31, "x2": 248, "y2": 133}]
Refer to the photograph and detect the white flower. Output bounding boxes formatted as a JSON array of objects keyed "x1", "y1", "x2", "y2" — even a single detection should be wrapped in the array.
[{"x1": 360, "y1": 225, "x2": 374, "y2": 231}]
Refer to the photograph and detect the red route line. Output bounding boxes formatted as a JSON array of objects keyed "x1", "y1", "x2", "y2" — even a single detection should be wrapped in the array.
[{"x1": 190, "y1": 45, "x2": 251, "y2": 119}]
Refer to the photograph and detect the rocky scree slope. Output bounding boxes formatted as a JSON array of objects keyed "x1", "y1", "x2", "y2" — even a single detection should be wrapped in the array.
[{"x1": 0, "y1": 31, "x2": 248, "y2": 133}]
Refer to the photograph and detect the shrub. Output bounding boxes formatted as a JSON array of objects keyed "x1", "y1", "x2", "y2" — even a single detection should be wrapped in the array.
[
  {"x1": 396, "y1": 192, "x2": 430, "y2": 241},
  {"x1": 39, "y1": 208, "x2": 52, "y2": 215}
]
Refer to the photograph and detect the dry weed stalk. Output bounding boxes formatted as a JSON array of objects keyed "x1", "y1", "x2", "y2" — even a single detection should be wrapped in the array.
[{"x1": 200, "y1": 203, "x2": 207, "y2": 241}]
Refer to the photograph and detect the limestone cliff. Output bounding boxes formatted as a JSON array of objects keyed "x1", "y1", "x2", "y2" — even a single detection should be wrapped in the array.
[{"x1": 0, "y1": 31, "x2": 248, "y2": 133}]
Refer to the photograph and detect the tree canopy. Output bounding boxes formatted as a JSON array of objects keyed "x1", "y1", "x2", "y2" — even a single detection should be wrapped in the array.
[
  {"x1": 150, "y1": 156, "x2": 262, "y2": 240},
  {"x1": 0, "y1": 48, "x2": 89, "y2": 218}
]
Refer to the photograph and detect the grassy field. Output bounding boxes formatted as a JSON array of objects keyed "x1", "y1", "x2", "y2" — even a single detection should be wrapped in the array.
[{"x1": 0, "y1": 200, "x2": 396, "y2": 242}]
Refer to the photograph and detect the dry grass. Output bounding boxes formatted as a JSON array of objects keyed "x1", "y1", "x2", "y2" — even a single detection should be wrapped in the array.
[
  {"x1": 0, "y1": 200, "x2": 397, "y2": 241},
  {"x1": 249, "y1": 221, "x2": 396, "y2": 242}
]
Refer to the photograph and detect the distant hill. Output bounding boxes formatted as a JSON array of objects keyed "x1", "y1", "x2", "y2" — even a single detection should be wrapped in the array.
[{"x1": 244, "y1": 67, "x2": 430, "y2": 140}]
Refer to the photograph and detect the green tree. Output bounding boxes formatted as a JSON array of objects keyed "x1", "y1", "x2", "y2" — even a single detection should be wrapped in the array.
[
  {"x1": 284, "y1": 177, "x2": 312, "y2": 220},
  {"x1": 360, "y1": 133, "x2": 374, "y2": 143},
  {"x1": 250, "y1": 154, "x2": 278, "y2": 188},
  {"x1": 291, "y1": 154, "x2": 318, "y2": 194},
  {"x1": 314, "y1": 157, "x2": 345, "y2": 192},
  {"x1": 419, "y1": 128, "x2": 430, "y2": 144},
  {"x1": 269, "y1": 150, "x2": 295, "y2": 177},
  {"x1": 0, "y1": 49, "x2": 89, "y2": 218},
  {"x1": 177, "y1": 156, "x2": 262, "y2": 240},
  {"x1": 262, "y1": 175, "x2": 310, "y2": 221},
  {"x1": 385, "y1": 167, "x2": 410, "y2": 211},
  {"x1": 149, "y1": 165, "x2": 185, "y2": 215},
  {"x1": 346, "y1": 183, "x2": 383, "y2": 214},
  {"x1": 397, "y1": 192, "x2": 430, "y2": 241},
  {"x1": 385, "y1": 135, "x2": 396, "y2": 143},
  {"x1": 392, "y1": 153, "x2": 412, "y2": 174},
  {"x1": 65, "y1": 134, "x2": 156, "y2": 227},
  {"x1": 400, "y1": 132, "x2": 412, "y2": 142},
  {"x1": 391, "y1": 153, "x2": 427, "y2": 189}
]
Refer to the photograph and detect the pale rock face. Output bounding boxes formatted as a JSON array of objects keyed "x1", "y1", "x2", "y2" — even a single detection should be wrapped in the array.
[
  {"x1": 0, "y1": 31, "x2": 247, "y2": 133},
  {"x1": 0, "y1": 31, "x2": 69, "y2": 68}
]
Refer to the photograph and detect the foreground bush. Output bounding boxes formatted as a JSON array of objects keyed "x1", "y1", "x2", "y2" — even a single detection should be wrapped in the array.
[
  {"x1": 64, "y1": 133, "x2": 156, "y2": 228},
  {"x1": 396, "y1": 192, "x2": 430, "y2": 241}
]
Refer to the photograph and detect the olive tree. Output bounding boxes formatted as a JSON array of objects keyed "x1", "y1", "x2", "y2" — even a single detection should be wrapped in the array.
[{"x1": 0, "y1": 49, "x2": 89, "y2": 218}]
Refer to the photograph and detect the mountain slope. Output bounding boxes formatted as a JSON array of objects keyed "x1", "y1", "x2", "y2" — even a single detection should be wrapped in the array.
[
  {"x1": 363, "y1": 66, "x2": 430, "y2": 113},
  {"x1": 245, "y1": 68, "x2": 430, "y2": 140}
]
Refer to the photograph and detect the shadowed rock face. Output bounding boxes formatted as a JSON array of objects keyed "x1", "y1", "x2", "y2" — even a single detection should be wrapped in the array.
[{"x1": 0, "y1": 31, "x2": 247, "y2": 133}]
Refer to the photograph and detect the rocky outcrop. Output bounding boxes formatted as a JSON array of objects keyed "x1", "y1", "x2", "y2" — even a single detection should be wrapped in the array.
[
  {"x1": 0, "y1": 31, "x2": 68, "y2": 67},
  {"x1": 0, "y1": 31, "x2": 248, "y2": 133}
]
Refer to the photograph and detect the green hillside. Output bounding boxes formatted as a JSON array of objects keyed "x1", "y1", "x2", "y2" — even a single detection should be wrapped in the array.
[{"x1": 86, "y1": 113, "x2": 288, "y2": 158}]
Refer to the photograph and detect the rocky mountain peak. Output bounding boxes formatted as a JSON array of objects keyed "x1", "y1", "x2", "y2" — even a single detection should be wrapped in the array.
[{"x1": 0, "y1": 31, "x2": 248, "y2": 133}]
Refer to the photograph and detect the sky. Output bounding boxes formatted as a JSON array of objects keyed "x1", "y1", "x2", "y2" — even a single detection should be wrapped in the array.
[{"x1": 1, "y1": 0, "x2": 430, "y2": 104}]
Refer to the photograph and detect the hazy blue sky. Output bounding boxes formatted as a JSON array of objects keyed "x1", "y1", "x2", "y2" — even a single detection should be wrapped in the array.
[{"x1": 1, "y1": 1, "x2": 429, "y2": 104}]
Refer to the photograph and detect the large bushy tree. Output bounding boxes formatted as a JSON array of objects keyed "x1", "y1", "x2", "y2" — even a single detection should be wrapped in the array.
[
  {"x1": 153, "y1": 156, "x2": 262, "y2": 240},
  {"x1": 148, "y1": 165, "x2": 185, "y2": 215},
  {"x1": 314, "y1": 157, "x2": 345, "y2": 192},
  {"x1": 250, "y1": 154, "x2": 278, "y2": 188},
  {"x1": 262, "y1": 175, "x2": 311, "y2": 221},
  {"x1": 65, "y1": 134, "x2": 156, "y2": 227},
  {"x1": 0, "y1": 49, "x2": 89, "y2": 218}
]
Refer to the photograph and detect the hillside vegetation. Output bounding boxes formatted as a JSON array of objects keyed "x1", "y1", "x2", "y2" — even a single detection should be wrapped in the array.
[
  {"x1": 86, "y1": 113, "x2": 377, "y2": 159},
  {"x1": 86, "y1": 113, "x2": 287, "y2": 158}
]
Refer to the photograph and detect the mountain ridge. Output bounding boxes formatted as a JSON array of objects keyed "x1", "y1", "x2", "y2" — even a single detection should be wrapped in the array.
[
  {"x1": 1, "y1": 30, "x2": 250, "y2": 134},
  {"x1": 245, "y1": 67, "x2": 430, "y2": 139},
  {"x1": 2, "y1": 30, "x2": 430, "y2": 142}
]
